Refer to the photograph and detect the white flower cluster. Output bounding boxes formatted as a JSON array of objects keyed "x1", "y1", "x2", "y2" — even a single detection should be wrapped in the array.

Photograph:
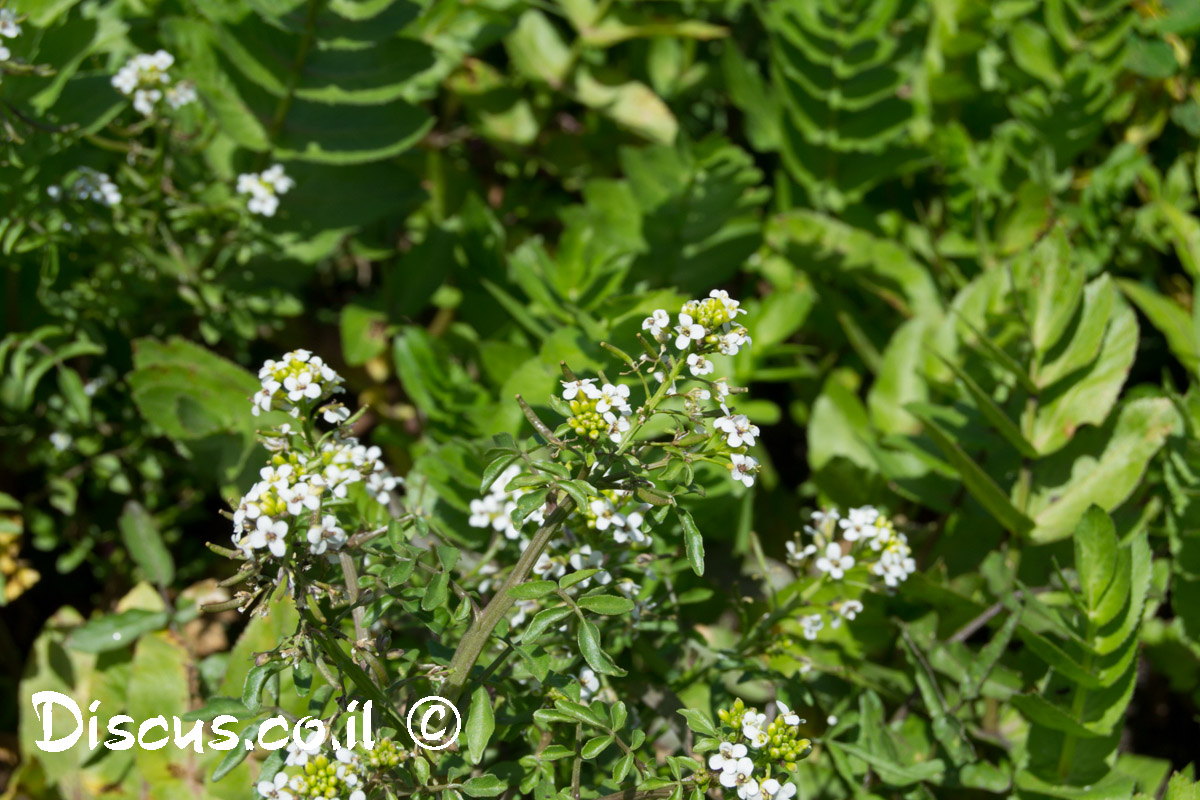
[
  {"x1": 71, "y1": 167, "x2": 122, "y2": 207},
  {"x1": 232, "y1": 437, "x2": 400, "y2": 559},
  {"x1": 257, "y1": 733, "x2": 406, "y2": 800},
  {"x1": 786, "y1": 506, "x2": 914, "y2": 641},
  {"x1": 469, "y1": 463, "x2": 546, "y2": 540},
  {"x1": 560, "y1": 378, "x2": 633, "y2": 444},
  {"x1": 253, "y1": 349, "x2": 345, "y2": 418},
  {"x1": 642, "y1": 289, "x2": 751, "y2": 368},
  {"x1": 709, "y1": 700, "x2": 807, "y2": 800},
  {"x1": 0, "y1": 8, "x2": 21, "y2": 62},
  {"x1": 111, "y1": 50, "x2": 196, "y2": 116},
  {"x1": 237, "y1": 164, "x2": 295, "y2": 217}
]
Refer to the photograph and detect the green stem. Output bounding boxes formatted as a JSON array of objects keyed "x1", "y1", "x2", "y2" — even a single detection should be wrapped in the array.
[
  {"x1": 442, "y1": 350, "x2": 686, "y2": 704},
  {"x1": 1056, "y1": 617, "x2": 1095, "y2": 780}
]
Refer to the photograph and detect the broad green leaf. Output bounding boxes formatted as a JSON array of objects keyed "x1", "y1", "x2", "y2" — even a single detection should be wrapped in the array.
[
  {"x1": 1074, "y1": 506, "x2": 1119, "y2": 613},
  {"x1": 1037, "y1": 276, "x2": 1116, "y2": 388},
  {"x1": 66, "y1": 609, "x2": 170, "y2": 653},
  {"x1": 577, "y1": 619, "x2": 625, "y2": 676},
  {"x1": 677, "y1": 508, "x2": 705, "y2": 576},
  {"x1": 1027, "y1": 397, "x2": 1178, "y2": 543},
  {"x1": 508, "y1": 580, "x2": 558, "y2": 600},
  {"x1": 118, "y1": 501, "x2": 175, "y2": 587},
  {"x1": 577, "y1": 594, "x2": 635, "y2": 615},
  {"x1": 1030, "y1": 300, "x2": 1137, "y2": 455},
  {"x1": 467, "y1": 688, "x2": 495, "y2": 766},
  {"x1": 505, "y1": 10, "x2": 571, "y2": 85},
  {"x1": 463, "y1": 775, "x2": 507, "y2": 797},
  {"x1": 581, "y1": 735, "x2": 613, "y2": 759}
]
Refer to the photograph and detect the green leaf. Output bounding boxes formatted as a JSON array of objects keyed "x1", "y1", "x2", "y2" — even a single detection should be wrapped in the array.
[
  {"x1": 577, "y1": 619, "x2": 626, "y2": 676},
  {"x1": 581, "y1": 735, "x2": 614, "y2": 759},
  {"x1": 467, "y1": 688, "x2": 495, "y2": 766},
  {"x1": 1031, "y1": 300, "x2": 1138, "y2": 455},
  {"x1": 421, "y1": 571, "x2": 450, "y2": 611},
  {"x1": 520, "y1": 605, "x2": 572, "y2": 642},
  {"x1": 505, "y1": 9, "x2": 571, "y2": 85},
  {"x1": 242, "y1": 661, "x2": 283, "y2": 712},
  {"x1": 939, "y1": 355, "x2": 1037, "y2": 458},
  {"x1": 481, "y1": 454, "x2": 520, "y2": 494},
  {"x1": 462, "y1": 775, "x2": 507, "y2": 797},
  {"x1": 909, "y1": 405, "x2": 1034, "y2": 536},
  {"x1": 676, "y1": 508, "x2": 705, "y2": 576},
  {"x1": 513, "y1": 488, "x2": 549, "y2": 523},
  {"x1": 677, "y1": 708, "x2": 717, "y2": 737},
  {"x1": 1027, "y1": 397, "x2": 1178, "y2": 543},
  {"x1": 1074, "y1": 506, "x2": 1119, "y2": 613},
  {"x1": 508, "y1": 580, "x2": 558, "y2": 600},
  {"x1": 1117, "y1": 278, "x2": 1200, "y2": 374},
  {"x1": 577, "y1": 594, "x2": 635, "y2": 615},
  {"x1": 118, "y1": 502, "x2": 175, "y2": 587},
  {"x1": 830, "y1": 741, "x2": 945, "y2": 786},
  {"x1": 66, "y1": 609, "x2": 170, "y2": 653},
  {"x1": 1037, "y1": 276, "x2": 1115, "y2": 388}
]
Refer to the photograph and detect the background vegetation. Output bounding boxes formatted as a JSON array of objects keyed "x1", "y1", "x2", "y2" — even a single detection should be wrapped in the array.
[{"x1": 3, "y1": 0, "x2": 1200, "y2": 797}]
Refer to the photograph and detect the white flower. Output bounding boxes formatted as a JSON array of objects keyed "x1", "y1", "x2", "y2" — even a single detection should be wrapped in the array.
[
  {"x1": 0, "y1": 9, "x2": 21, "y2": 38},
  {"x1": 719, "y1": 757, "x2": 759, "y2": 799},
  {"x1": 815, "y1": 543, "x2": 854, "y2": 580},
  {"x1": 642, "y1": 309, "x2": 670, "y2": 338},
  {"x1": 776, "y1": 701, "x2": 801, "y2": 727},
  {"x1": 827, "y1": 715, "x2": 838, "y2": 726},
  {"x1": 840, "y1": 599, "x2": 863, "y2": 621},
  {"x1": 729, "y1": 453, "x2": 759, "y2": 488},
  {"x1": 760, "y1": 779, "x2": 796, "y2": 800},
  {"x1": 832, "y1": 599, "x2": 863, "y2": 628},
  {"x1": 533, "y1": 552, "x2": 565, "y2": 580},
  {"x1": 595, "y1": 383, "x2": 631, "y2": 415},
  {"x1": 686, "y1": 353, "x2": 714, "y2": 376},
  {"x1": 708, "y1": 741, "x2": 748, "y2": 772},
  {"x1": 839, "y1": 505, "x2": 880, "y2": 542},
  {"x1": 249, "y1": 516, "x2": 289, "y2": 558},
  {"x1": 603, "y1": 411, "x2": 630, "y2": 443},
  {"x1": 306, "y1": 515, "x2": 346, "y2": 555},
  {"x1": 801, "y1": 613, "x2": 823, "y2": 641},
  {"x1": 71, "y1": 167, "x2": 121, "y2": 207},
  {"x1": 561, "y1": 378, "x2": 597, "y2": 400},
  {"x1": 259, "y1": 463, "x2": 293, "y2": 485},
  {"x1": 321, "y1": 404, "x2": 350, "y2": 424},
  {"x1": 741, "y1": 712, "x2": 768, "y2": 748},
  {"x1": 579, "y1": 668, "x2": 600, "y2": 700},
  {"x1": 49, "y1": 431, "x2": 73, "y2": 452},
  {"x1": 674, "y1": 313, "x2": 705, "y2": 350},
  {"x1": 256, "y1": 771, "x2": 292, "y2": 800},
  {"x1": 715, "y1": 414, "x2": 759, "y2": 448},
  {"x1": 785, "y1": 540, "x2": 817, "y2": 563},
  {"x1": 238, "y1": 164, "x2": 294, "y2": 217},
  {"x1": 111, "y1": 50, "x2": 182, "y2": 116},
  {"x1": 590, "y1": 498, "x2": 626, "y2": 531},
  {"x1": 719, "y1": 329, "x2": 750, "y2": 356},
  {"x1": 165, "y1": 81, "x2": 197, "y2": 109},
  {"x1": 709, "y1": 289, "x2": 746, "y2": 317}
]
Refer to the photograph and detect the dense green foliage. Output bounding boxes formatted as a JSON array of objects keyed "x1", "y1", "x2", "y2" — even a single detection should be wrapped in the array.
[{"x1": 4, "y1": 0, "x2": 1200, "y2": 798}]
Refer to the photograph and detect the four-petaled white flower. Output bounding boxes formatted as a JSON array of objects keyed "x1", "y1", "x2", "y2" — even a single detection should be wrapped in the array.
[
  {"x1": 0, "y1": 9, "x2": 22, "y2": 39},
  {"x1": 741, "y1": 711, "x2": 768, "y2": 748},
  {"x1": 642, "y1": 309, "x2": 670, "y2": 338},
  {"x1": 715, "y1": 414, "x2": 759, "y2": 448},
  {"x1": 776, "y1": 701, "x2": 801, "y2": 727},
  {"x1": 561, "y1": 378, "x2": 597, "y2": 400},
  {"x1": 590, "y1": 498, "x2": 626, "y2": 531},
  {"x1": 801, "y1": 613, "x2": 824, "y2": 641},
  {"x1": 839, "y1": 505, "x2": 880, "y2": 542},
  {"x1": 579, "y1": 668, "x2": 600, "y2": 700},
  {"x1": 686, "y1": 353, "x2": 714, "y2": 376},
  {"x1": 306, "y1": 515, "x2": 346, "y2": 555},
  {"x1": 603, "y1": 411, "x2": 630, "y2": 443},
  {"x1": 816, "y1": 542, "x2": 854, "y2": 580},
  {"x1": 249, "y1": 516, "x2": 289, "y2": 558},
  {"x1": 595, "y1": 383, "x2": 631, "y2": 415},
  {"x1": 256, "y1": 771, "x2": 292, "y2": 800},
  {"x1": 730, "y1": 453, "x2": 759, "y2": 488},
  {"x1": 832, "y1": 599, "x2": 863, "y2": 628},
  {"x1": 719, "y1": 757, "x2": 760, "y2": 799},
  {"x1": 674, "y1": 313, "x2": 705, "y2": 350},
  {"x1": 708, "y1": 741, "x2": 748, "y2": 772},
  {"x1": 760, "y1": 778, "x2": 797, "y2": 800},
  {"x1": 112, "y1": 50, "x2": 193, "y2": 116}
]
